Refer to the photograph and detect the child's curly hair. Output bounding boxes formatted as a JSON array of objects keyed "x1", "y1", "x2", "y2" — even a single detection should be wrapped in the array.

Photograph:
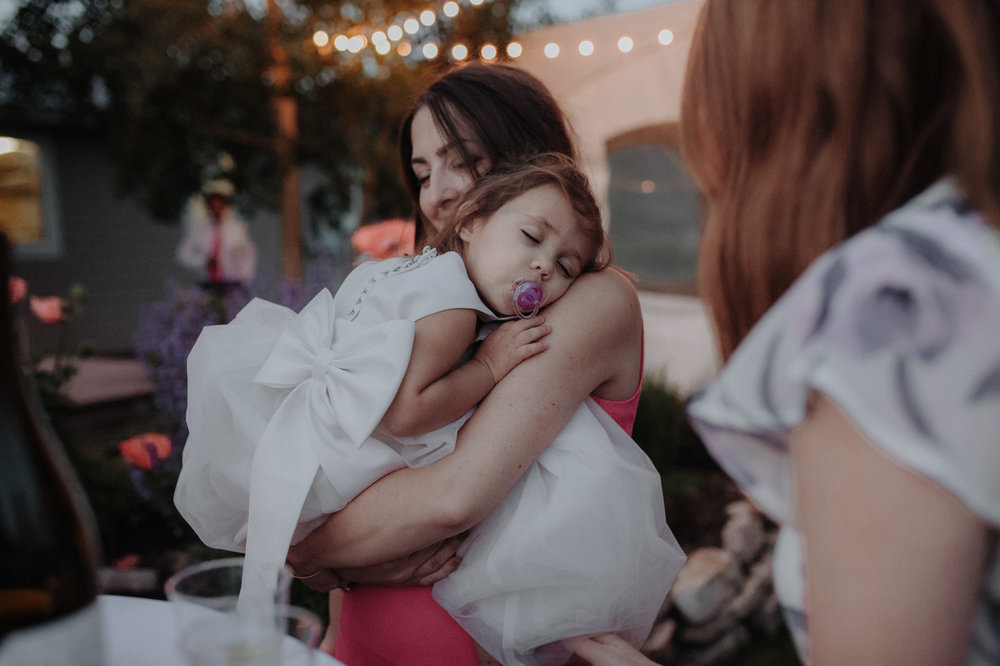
[{"x1": 431, "y1": 153, "x2": 612, "y2": 273}]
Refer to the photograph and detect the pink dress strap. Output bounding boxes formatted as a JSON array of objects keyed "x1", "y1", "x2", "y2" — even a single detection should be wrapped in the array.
[
  {"x1": 591, "y1": 332, "x2": 644, "y2": 434},
  {"x1": 591, "y1": 378, "x2": 642, "y2": 434}
]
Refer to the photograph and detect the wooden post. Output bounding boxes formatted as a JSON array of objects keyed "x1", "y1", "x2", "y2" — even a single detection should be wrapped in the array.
[{"x1": 267, "y1": 0, "x2": 302, "y2": 282}]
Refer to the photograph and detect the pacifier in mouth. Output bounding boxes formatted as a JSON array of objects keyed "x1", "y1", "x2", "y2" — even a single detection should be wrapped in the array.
[{"x1": 512, "y1": 279, "x2": 543, "y2": 319}]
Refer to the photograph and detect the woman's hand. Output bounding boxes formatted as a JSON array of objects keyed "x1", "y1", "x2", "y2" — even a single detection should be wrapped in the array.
[
  {"x1": 339, "y1": 533, "x2": 465, "y2": 587},
  {"x1": 571, "y1": 633, "x2": 658, "y2": 665},
  {"x1": 287, "y1": 534, "x2": 466, "y2": 592},
  {"x1": 474, "y1": 315, "x2": 550, "y2": 384}
]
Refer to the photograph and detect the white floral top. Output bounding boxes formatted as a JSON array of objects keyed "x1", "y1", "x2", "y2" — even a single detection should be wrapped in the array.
[{"x1": 686, "y1": 179, "x2": 1000, "y2": 663}]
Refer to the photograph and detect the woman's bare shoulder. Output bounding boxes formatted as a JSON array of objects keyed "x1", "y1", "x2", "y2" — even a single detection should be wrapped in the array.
[
  {"x1": 540, "y1": 267, "x2": 643, "y2": 398},
  {"x1": 549, "y1": 267, "x2": 641, "y2": 329}
]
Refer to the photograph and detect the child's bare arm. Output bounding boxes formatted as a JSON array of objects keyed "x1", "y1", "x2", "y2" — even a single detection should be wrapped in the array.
[
  {"x1": 473, "y1": 316, "x2": 551, "y2": 386},
  {"x1": 379, "y1": 311, "x2": 550, "y2": 438}
]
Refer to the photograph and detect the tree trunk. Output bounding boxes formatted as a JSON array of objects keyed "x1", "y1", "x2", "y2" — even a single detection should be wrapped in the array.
[{"x1": 267, "y1": 0, "x2": 302, "y2": 282}]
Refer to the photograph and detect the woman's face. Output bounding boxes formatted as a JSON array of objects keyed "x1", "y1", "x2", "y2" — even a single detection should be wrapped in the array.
[{"x1": 410, "y1": 105, "x2": 492, "y2": 233}]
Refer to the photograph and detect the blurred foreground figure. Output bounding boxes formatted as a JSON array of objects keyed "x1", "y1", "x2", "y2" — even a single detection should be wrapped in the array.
[{"x1": 683, "y1": 1, "x2": 1000, "y2": 663}]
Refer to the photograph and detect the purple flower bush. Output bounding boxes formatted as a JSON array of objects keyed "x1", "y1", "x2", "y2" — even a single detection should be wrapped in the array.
[{"x1": 133, "y1": 258, "x2": 349, "y2": 431}]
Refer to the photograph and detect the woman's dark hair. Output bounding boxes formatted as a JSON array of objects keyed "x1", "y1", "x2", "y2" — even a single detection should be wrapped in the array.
[
  {"x1": 433, "y1": 153, "x2": 612, "y2": 274},
  {"x1": 400, "y1": 62, "x2": 577, "y2": 244}
]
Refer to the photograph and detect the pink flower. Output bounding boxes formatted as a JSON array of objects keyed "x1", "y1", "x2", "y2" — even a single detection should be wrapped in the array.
[
  {"x1": 112, "y1": 554, "x2": 142, "y2": 571},
  {"x1": 8, "y1": 276, "x2": 27, "y2": 304},
  {"x1": 351, "y1": 219, "x2": 416, "y2": 260},
  {"x1": 118, "y1": 433, "x2": 173, "y2": 471},
  {"x1": 30, "y1": 295, "x2": 65, "y2": 324}
]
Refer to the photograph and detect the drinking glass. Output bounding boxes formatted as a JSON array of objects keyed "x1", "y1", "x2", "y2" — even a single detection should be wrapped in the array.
[
  {"x1": 164, "y1": 557, "x2": 312, "y2": 664},
  {"x1": 177, "y1": 603, "x2": 322, "y2": 666}
]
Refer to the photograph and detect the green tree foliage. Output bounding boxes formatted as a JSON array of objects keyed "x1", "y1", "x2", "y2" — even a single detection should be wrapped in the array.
[{"x1": 0, "y1": 0, "x2": 525, "y2": 232}]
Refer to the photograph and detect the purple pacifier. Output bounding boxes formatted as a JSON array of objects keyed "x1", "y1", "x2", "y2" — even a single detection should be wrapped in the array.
[{"x1": 513, "y1": 279, "x2": 543, "y2": 319}]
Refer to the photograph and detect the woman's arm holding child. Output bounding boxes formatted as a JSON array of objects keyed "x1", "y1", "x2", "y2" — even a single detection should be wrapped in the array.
[{"x1": 379, "y1": 310, "x2": 550, "y2": 438}]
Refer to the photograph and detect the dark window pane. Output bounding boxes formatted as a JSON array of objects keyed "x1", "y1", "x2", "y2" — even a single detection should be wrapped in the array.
[{"x1": 608, "y1": 143, "x2": 700, "y2": 291}]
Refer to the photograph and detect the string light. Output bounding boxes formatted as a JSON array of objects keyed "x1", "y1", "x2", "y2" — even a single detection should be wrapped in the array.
[
  {"x1": 306, "y1": 0, "x2": 679, "y2": 66},
  {"x1": 372, "y1": 31, "x2": 391, "y2": 55},
  {"x1": 348, "y1": 34, "x2": 367, "y2": 53}
]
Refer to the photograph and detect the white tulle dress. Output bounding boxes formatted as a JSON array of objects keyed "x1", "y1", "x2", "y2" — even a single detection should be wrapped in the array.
[{"x1": 175, "y1": 247, "x2": 686, "y2": 665}]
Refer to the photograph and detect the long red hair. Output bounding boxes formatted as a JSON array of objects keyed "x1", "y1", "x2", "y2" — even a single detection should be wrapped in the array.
[{"x1": 681, "y1": 0, "x2": 1000, "y2": 359}]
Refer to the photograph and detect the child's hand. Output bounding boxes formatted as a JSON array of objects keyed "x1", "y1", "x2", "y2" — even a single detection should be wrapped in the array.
[{"x1": 475, "y1": 316, "x2": 551, "y2": 384}]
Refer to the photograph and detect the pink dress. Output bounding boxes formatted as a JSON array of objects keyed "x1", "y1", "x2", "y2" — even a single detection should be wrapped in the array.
[{"x1": 334, "y1": 380, "x2": 645, "y2": 666}]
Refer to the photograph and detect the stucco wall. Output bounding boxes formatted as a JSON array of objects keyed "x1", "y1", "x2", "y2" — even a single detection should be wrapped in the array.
[{"x1": 513, "y1": 0, "x2": 717, "y2": 395}]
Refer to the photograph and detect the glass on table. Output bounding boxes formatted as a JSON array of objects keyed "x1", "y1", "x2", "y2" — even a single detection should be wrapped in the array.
[
  {"x1": 164, "y1": 557, "x2": 319, "y2": 665},
  {"x1": 177, "y1": 603, "x2": 322, "y2": 666}
]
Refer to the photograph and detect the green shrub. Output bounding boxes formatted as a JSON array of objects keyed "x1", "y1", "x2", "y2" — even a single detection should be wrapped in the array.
[{"x1": 632, "y1": 379, "x2": 724, "y2": 525}]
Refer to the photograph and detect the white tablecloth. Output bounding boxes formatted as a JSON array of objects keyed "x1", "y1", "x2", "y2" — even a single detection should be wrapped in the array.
[{"x1": 98, "y1": 595, "x2": 345, "y2": 665}]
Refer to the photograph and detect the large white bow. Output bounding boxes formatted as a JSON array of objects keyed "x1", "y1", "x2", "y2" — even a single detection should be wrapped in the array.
[{"x1": 239, "y1": 288, "x2": 414, "y2": 607}]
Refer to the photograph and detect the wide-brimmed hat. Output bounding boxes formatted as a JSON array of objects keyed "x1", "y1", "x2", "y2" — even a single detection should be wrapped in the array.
[{"x1": 201, "y1": 178, "x2": 235, "y2": 200}]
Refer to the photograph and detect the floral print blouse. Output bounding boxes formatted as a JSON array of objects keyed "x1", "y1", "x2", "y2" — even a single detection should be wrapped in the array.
[{"x1": 686, "y1": 179, "x2": 1000, "y2": 663}]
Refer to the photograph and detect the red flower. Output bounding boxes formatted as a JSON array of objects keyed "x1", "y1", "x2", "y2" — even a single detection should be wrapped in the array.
[
  {"x1": 350, "y1": 219, "x2": 416, "y2": 260},
  {"x1": 118, "y1": 433, "x2": 173, "y2": 471},
  {"x1": 112, "y1": 554, "x2": 142, "y2": 571},
  {"x1": 29, "y1": 295, "x2": 65, "y2": 324},
  {"x1": 8, "y1": 276, "x2": 27, "y2": 304}
]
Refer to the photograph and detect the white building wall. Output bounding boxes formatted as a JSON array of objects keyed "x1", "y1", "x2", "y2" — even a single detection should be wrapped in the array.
[{"x1": 513, "y1": 0, "x2": 718, "y2": 396}]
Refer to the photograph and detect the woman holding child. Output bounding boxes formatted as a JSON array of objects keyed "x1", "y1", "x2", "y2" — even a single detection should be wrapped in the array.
[{"x1": 285, "y1": 64, "x2": 674, "y2": 665}]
